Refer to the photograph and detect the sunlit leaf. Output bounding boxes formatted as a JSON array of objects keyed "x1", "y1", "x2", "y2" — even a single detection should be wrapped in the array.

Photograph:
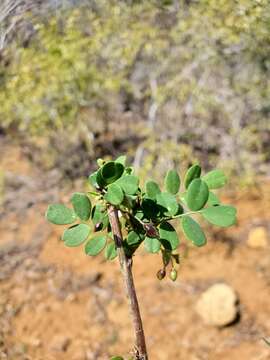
[
  {"x1": 202, "y1": 169, "x2": 227, "y2": 189},
  {"x1": 85, "y1": 235, "x2": 107, "y2": 255},
  {"x1": 88, "y1": 171, "x2": 98, "y2": 188},
  {"x1": 165, "y1": 169, "x2": 180, "y2": 194},
  {"x1": 46, "y1": 204, "x2": 77, "y2": 225},
  {"x1": 186, "y1": 178, "x2": 209, "y2": 211},
  {"x1": 207, "y1": 191, "x2": 220, "y2": 206},
  {"x1": 156, "y1": 192, "x2": 178, "y2": 216},
  {"x1": 181, "y1": 216, "x2": 206, "y2": 247},
  {"x1": 62, "y1": 223, "x2": 90, "y2": 247},
  {"x1": 115, "y1": 155, "x2": 127, "y2": 165},
  {"x1": 105, "y1": 242, "x2": 118, "y2": 260},
  {"x1": 71, "y1": 192, "x2": 91, "y2": 221},
  {"x1": 116, "y1": 175, "x2": 139, "y2": 195},
  {"x1": 104, "y1": 184, "x2": 124, "y2": 205},
  {"x1": 184, "y1": 164, "x2": 201, "y2": 189},
  {"x1": 201, "y1": 205, "x2": 237, "y2": 227}
]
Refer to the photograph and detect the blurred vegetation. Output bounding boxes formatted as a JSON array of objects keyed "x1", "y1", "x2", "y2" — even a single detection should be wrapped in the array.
[{"x1": 0, "y1": 0, "x2": 269, "y2": 180}]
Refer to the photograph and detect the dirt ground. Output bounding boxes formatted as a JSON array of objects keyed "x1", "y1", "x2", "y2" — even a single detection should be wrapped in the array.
[{"x1": 0, "y1": 140, "x2": 270, "y2": 360}]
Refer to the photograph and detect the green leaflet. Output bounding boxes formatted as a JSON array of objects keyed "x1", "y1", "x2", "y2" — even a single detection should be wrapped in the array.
[
  {"x1": 127, "y1": 231, "x2": 141, "y2": 245},
  {"x1": 207, "y1": 191, "x2": 220, "y2": 206},
  {"x1": 201, "y1": 205, "x2": 237, "y2": 227},
  {"x1": 202, "y1": 169, "x2": 227, "y2": 189},
  {"x1": 141, "y1": 197, "x2": 159, "y2": 219},
  {"x1": 144, "y1": 236, "x2": 160, "y2": 253},
  {"x1": 71, "y1": 192, "x2": 91, "y2": 221},
  {"x1": 105, "y1": 242, "x2": 117, "y2": 260},
  {"x1": 46, "y1": 204, "x2": 77, "y2": 225},
  {"x1": 186, "y1": 178, "x2": 209, "y2": 211},
  {"x1": 115, "y1": 155, "x2": 127, "y2": 166},
  {"x1": 145, "y1": 180, "x2": 161, "y2": 200},
  {"x1": 85, "y1": 235, "x2": 107, "y2": 255},
  {"x1": 115, "y1": 175, "x2": 139, "y2": 195},
  {"x1": 159, "y1": 222, "x2": 179, "y2": 250},
  {"x1": 62, "y1": 223, "x2": 90, "y2": 247},
  {"x1": 91, "y1": 204, "x2": 108, "y2": 229},
  {"x1": 97, "y1": 161, "x2": 124, "y2": 187},
  {"x1": 88, "y1": 171, "x2": 98, "y2": 188},
  {"x1": 184, "y1": 164, "x2": 201, "y2": 189},
  {"x1": 181, "y1": 216, "x2": 206, "y2": 247},
  {"x1": 165, "y1": 169, "x2": 180, "y2": 194},
  {"x1": 104, "y1": 183, "x2": 124, "y2": 205},
  {"x1": 156, "y1": 192, "x2": 178, "y2": 216}
]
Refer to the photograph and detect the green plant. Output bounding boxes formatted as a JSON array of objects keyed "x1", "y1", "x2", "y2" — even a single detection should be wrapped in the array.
[{"x1": 46, "y1": 156, "x2": 236, "y2": 360}]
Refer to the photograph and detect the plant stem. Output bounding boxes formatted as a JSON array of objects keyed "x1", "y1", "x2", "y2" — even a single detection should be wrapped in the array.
[{"x1": 108, "y1": 205, "x2": 148, "y2": 360}]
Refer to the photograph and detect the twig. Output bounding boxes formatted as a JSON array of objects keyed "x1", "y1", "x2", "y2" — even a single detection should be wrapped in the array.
[{"x1": 108, "y1": 205, "x2": 148, "y2": 360}]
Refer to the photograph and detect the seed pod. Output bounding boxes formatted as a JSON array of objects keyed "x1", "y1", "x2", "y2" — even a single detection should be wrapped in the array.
[
  {"x1": 144, "y1": 223, "x2": 159, "y2": 238},
  {"x1": 170, "y1": 269, "x2": 178, "y2": 282},
  {"x1": 156, "y1": 269, "x2": 166, "y2": 280}
]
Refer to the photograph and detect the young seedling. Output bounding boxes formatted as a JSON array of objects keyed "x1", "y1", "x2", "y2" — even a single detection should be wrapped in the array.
[{"x1": 46, "y1": 156, "x2": 237, "y2": 360}]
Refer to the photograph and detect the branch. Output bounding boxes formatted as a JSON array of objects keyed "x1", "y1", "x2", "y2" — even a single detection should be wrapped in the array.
[{"x1": 108, "y1": 205, "x2": 148, "y2": 360}]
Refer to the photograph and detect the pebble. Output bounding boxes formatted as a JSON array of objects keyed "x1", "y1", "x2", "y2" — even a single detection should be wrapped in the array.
[
  {"x1": 195, "y1": 283, "x2": 239, "y2": 327},
  {"x1": 247, "y1": 227, "x2": 268, "y2": 249},
  {"x1": 49, "y1": 335, "x2": 71, "y2": 352}
]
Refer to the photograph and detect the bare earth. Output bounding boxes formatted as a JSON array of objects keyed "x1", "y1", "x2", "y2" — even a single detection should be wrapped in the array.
[{"x1": 1, "y1": 142, "x2": 270, "y2": 360}]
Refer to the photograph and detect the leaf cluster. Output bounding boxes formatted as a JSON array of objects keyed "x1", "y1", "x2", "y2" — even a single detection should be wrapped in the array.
[{"x1": 46, "y1": 156, "x2": 236, "y2": 280}]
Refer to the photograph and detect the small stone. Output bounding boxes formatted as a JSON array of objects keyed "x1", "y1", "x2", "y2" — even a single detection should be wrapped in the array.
[
  {"x1": 73, "y1": 349, "x2": 86, "y2": 360},
  {"x1": 49, "y1": 335, "x2": 71, "y2": 352},
  {"x1": 195, "y1": 283, "x2": 239, "y2": 327},
  {"x1": 247, "y1": 227, "x2": 268, "y2": 249},
  {"x1": 28, "y1": 337, "x2": 42, "y2": 348}
]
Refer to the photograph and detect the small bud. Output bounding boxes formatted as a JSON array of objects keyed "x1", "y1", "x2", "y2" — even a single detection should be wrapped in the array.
[
  {"x1": 170, "y1": 269, "x2": 177, "y2": 282},
  {"x1": 156, "y1": 269, "x2": 166, "y2": 280},
  {"x1": 94, "y1": 222, "x2": 103, "y2": 232},
  {"x1": 97, "y1": 158, "x2": 105, "y2": 167},
  {"x1": 144, "y1": 223, "x2": 159, "y2": 238}
]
